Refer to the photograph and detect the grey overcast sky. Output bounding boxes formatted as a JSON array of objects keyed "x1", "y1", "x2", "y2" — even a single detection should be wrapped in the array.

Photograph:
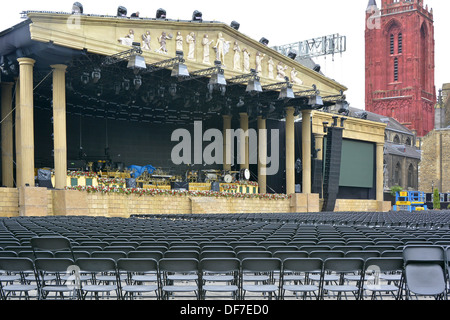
[{"x1": 1, "y1": 0, "x2": 448, "y2": 110}]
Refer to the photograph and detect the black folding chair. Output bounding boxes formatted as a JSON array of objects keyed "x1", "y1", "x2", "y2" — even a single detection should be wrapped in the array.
[
  {"x1": 76, "y1": 258, "x2": 121, "y2": 300},
  {"x1": 159, "y1": 258, "x2": 200, "y2": 300},
  {"x1": 0, "y1": 257, "x2": 38, "y2": 300},
  {"x1": 117, "y1": 258, "x2": 159, "y2": 300},
  {"x1": 34, "y1": 258, "x2": 78, "y2": 300},
  {"x1": 320, "y1": 258, "x2": 365, "y2": 300},
  {"x1": 199, "y1": 258, "x2": 240, "y2": 300},
  {"x1": 403, "y1": 245, "x2": 447, "y2": 300},
  {"x1": 281, "y1": 258, "x2": 323, "y2": 300},
  {"x1": 240, "y1": 258, "x2": 282, "y2": 300}
]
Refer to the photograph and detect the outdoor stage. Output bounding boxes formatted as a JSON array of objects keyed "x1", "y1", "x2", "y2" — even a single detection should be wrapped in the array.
[{"x1": 0, "y1": 9, "x2": 391, "y2": 217}]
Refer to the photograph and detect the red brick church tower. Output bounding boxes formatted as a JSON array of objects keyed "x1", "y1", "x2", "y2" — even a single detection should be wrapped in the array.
[{"x1": 365, "y1": 0, "x2": 436, "y2": 137}]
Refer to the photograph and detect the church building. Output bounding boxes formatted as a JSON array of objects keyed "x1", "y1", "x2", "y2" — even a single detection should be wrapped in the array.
[{"x1": 365, "y1": 0, "x2": 436, "y2": 137}]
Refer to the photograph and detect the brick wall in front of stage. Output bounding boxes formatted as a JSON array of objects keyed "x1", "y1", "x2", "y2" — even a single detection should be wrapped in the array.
[
  {"x1": 0, "y1": 190, "x2": 392, "y2": 218},
  {"x1": 0, "y1": 188, "x2": 19, "y2": 217},
  {"x1": 84, "y1": 193, "x2": 292, "y2": 217}
]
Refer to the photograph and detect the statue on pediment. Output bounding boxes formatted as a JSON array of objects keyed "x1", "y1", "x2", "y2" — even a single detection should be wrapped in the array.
[
  {"x1": 186, "y1": 32, "x2": 196, "y2": 60},
  {"x1": 213, "y1": 32, "x2": 231, "y2": 66},
  {"x1": 243, "y1": 48, "x2": 251, "y2": 73},
  {"x1": 202, "y1": 34, "x2": 214, "y2": 64},
  {"x1": 156, "y1": 32, "x2": 172, "y2": 54},
  {"x1": 233, "y1": 41, "x2": 241, "y2": 71},
  {"x1": 176, "y1": 32, "x2": 183, "y2": 52},
  {"x1": 268, "y1": 57, "x2": 275, "y2": 79},
  {"x1": 118, "y1": 29, "x2": 134, "y2": 46},
  {"x1": 142, "y1": 31, "x2": 151, "y2": 50},
  {"x1": 255, "y1": 51, "x2": 266, "y2": 76},
  {"x1": 276, "y1": 62, "x2": 288, "y2": 80},
  {"x1": 291, "y1": 68, "x2": 303, "y2": 85}
]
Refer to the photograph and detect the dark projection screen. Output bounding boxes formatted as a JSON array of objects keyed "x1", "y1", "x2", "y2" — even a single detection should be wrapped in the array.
[{"x1": 339, "y1": 139, "x2": 375, "y2": 188}]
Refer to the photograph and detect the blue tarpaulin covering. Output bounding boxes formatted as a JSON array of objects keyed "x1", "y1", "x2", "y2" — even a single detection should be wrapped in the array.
[{"x1": 127, "y1": 165, "x2": 156, "y2": 178}]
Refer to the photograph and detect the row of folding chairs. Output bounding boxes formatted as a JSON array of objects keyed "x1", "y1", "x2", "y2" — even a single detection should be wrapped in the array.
[
  {"x1": 2, "y1": 246, "x2": 448, "y2": 301},
  {"x1": 0, "y1": 255, "x2": 404, "y2": 301}
]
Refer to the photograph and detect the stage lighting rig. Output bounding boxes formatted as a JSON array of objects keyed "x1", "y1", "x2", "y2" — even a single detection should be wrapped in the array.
[
  {"x1": 102, "y1": 43, "x2": 146, "y2": 73},
  {"x1": 141, "y1": 51, "x2": 190, "y2": 78},
  {"x1": 179, "y1": 60, "x2": 226, "y2": 93},
  {"x1": 262, "y1": 76, "x2": 294, "y2": 99},
  {"x1": 227, "y1": 69, "x2": 262, "y2": 94}
]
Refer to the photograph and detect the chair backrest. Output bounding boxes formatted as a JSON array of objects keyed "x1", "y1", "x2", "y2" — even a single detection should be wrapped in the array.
[
  {"x1": 200, "y1": 251, "x2": 236, "y2": 259},
  {"x1": 241, "y1": 257, "x2": 282, "y2": 273},
  {"x1": 282, "y1": 258, "x2": 323, "y2": 273},
  {"x1": 159, "y1": 258, "x2": 199, "y2": 273},
  {"x1": 164, "y1": 250, "x2": 199, "y2": 259},
  {"x1": 309, "y1": 250, "x2": 345, "y2": 260},
  {"x1": 54, "y1": 251, "x2": 90, "y2": 259},
  {"x1": 200, "y1": 258, "x2": 240, "y2": 273},
  {"x1": 31, "y1": 236, "x2": 72, "y2": 252},
  {"x1": 34, "y1": 258, "x2": 75, "y2": 273},
  {"x1": 127, "y1": 251, "x2": 164, "y2": 260},
  {"x1": 323, "y1": 257, "x2": 365, "y2": 273},
  {"x1": 91, "y1": 251, "x2": 127, "y2": 261},
  {"x1": 117, "y1": 258, "x2": 158, "y2": 273},
  {"x1": 237, "y1": 251, "x2": 272, "y2": 260},
  {"x1": 18, "y1": 251, "x2": 54, "y2": 260},
  {"x1": 31, "y1": 236, "x2": 75, "y2": 261},
  {"x1": 365, "y1": 257, "x2": 404, "y2": 273},
  {"x1": 403, "y1": 245, "x2": 445, "y2": 264},
  {"x1": 345, "y1": 251, "x2": 380, "y2": 260},
  {"x1": 76, "y1": 258, "x2": 117, "y2": 273},
  {"x1": 299, "y1": 246, "x2": 331, "y2": 253},
  {"x1": 273, "y1": 250, "x2": 309, "y2": 259},
  {"x1": 0, "y1": 257, "x2": 35, "y2": 272},
  {"x1": 0, "y1": 251, "x2": 18, "y2": 257},
  {"x1": 103, "y1": 246, "x2": 135, "y2": 254}
]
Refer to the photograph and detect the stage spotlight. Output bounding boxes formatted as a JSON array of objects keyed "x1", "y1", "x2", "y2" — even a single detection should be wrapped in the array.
[
  {"x1": 169, "y1": 84, "x2": 177, "y2": 97},
  {"x1": 287, "y1": 49, "x2": 297, "y2": 60},
  {"x1": 156, "y1": 8, "x2": 166, "y2": 19},
  {"x1": 133, "y1": 76, "x2": 142, "y2": 90},
  {"x1": 172, "y1": 63, "x2": 190, "y2": 77},
  {"x1": 192, "y1": 10, "x2": 203, "y2": 22},
  {"x1": 230, "y1": 21, "x2": 240, "y2": 30},
  {"x1": 122, "y1": 79, "x2": 130, "y2": 91},
  {"x1": 72, "y1": 2, "x2": 83, "y2": 14},
  {"x1": 246, "y1": 78, "x2": 262, "y2": 94},
  {"x1": 337, "y1": 100, "x2": 349, "y2": 115},
  {"x1": 91, "y1": 68, "x2": 101, "y2": 83},
  {"x1": 81, "y1": 72, "x2": 90, "y2": 85},
  {"x1": 127, "y1": 55, "x2": 147, "y2": 72},
  {"x1": 114, "y1": 83, "x2": 121, "y2": 95},
  {"x1": 117, "y1": 6, "x2": 127, "y2": 17},
  {"x1": 259, "y1": 37, "x2": 269, "y2": 46},
  {"x1": 278, "y1": 85, "x2": 294, "y2": 99},
  {"x1": 171, "y1": 51, "x2": 190, "y2": 77},
  {"x1": 313, "y1": 64, "x2": 321, "y2": 72},
  {"x1": 308, "y1": 95, "x2": 324, "y2": 107}
]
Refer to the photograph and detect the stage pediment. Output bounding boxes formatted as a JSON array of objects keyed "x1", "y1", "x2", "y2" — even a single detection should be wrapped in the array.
[{"x1": 25, "y1": 11, "x2": 346, "y2": 97}]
